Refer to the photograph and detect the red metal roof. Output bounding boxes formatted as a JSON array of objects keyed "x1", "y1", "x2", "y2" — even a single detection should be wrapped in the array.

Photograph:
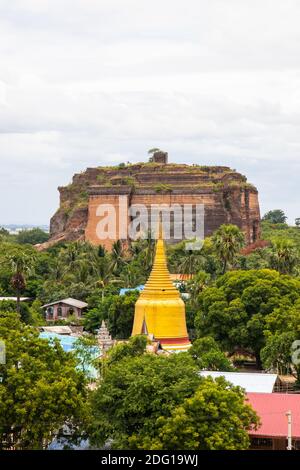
[{"x1": 247, "y1": 393, "x2": 300, "y2": 438}]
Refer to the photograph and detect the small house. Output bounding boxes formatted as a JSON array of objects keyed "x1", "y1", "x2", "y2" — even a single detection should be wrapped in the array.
[{"x1": 42, "y1": 298, "x2": 88, "y2": 321}]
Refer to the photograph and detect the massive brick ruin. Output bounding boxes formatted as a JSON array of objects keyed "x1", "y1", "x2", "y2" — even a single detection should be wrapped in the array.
[{"x1": 39, "y1": 152, "x2": 261, "y2": 251}]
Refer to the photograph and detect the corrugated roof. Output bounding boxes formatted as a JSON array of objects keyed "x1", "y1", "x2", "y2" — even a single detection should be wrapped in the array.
[
  {"x1": 247, "y1": 392, "x2": 300, "y2": 438},
  {"x1": 0, "y1": 297, "x2": 30, "y2": 302},
  {"x1": 200, "y1": 371, "x2": 278, "y2": 393},
  {"x1": 169, "y1": 274, "x2": 194, "y2": 281},
  {"x1": 42, "y1": 298, "x2": 88, "y2": 309},
  {"x1": 40, "y1": 326, "x2": 73, "y2": 335},
  {"x1": 119, "y1": 286, "x2": 144, "y2": 295}
]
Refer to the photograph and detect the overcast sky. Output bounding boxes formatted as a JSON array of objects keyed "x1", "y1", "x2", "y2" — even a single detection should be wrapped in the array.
[{"x1": 0, "y1": 0, "x2": 300, "y2": 225}]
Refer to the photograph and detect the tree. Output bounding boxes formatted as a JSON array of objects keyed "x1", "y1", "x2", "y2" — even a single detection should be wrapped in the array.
[
  {"x1": 168, "y1": 238, "x2": 220, "y2": 278},
  {"x1": 125, "y1": 235, "x2": 155, "y2": 282},
  {"x1": 88, "y1": 352, "x2": 258, "y2": 450},
  {"x1": 28, "y1": 299, "x2": 44, "y2": 326},
  {"x1": 140, "y1": 231, "x2": 156, "y2": 273},
  {"x1": 0, "y1": 311, "x2": 87, "y2": 449},
  {"x1": 97, "y1": 244, "x2": 107, "y2": 257},
  {"x1": 147, "y1": 148, "x2": 162, "y2": 162},
  {"x1": 0, "y1": 228, "x2": 10, "y2": 236},
  {"x1": 119, "y1": 263, "x2": 144, "y2": 288},
  {"x1": 183, "y1": 272, "x2": 211, "y2": 336},
  {"x1": 37, "y1": 241, "x2": 118, "y2": 304},
  {"x1": 84, "y1": 291, "x2": 138, "y2": 338},
  {"x1": 142, "y1": 377, "x2": 258, "y2": 450},
  {"x1": 93, "y1": 255, "x2": 115, "y2": 299},
  {"x1": 5, "y1": 248, "x2": 36, "y2": 314},
  {"x1": 55, "y1": 241, "x2": 97, "y2": 283},
  {"x1": 261, "y1": 302, "x2": 300, "y2": 385},
  {"x1": 235, "y1": 249, "x2": 270, "y2": 271},
  {"x1": 73, "y1": 335, "x2": 98, "y2": 379},
  {"x1": 261, "y1": 332, "x2": 300, "y2": 384},
  {"x1": 148, "y1": 148, "x2": 161, "y2": 155},
  {"x1": 16, "y1": 228, "x2": 49, "y2": 245},
  {"x1": 188, "y1": 337, "x2": 234, "y2": 371},
  {"x1": 0, "y1": 299, "x2": 32, "y2": 324},
  {"x1": 262, "y1": 209, "x2": 287, "y2": 224},
  {"x1": 195, "y1": 269, "x2": 300, "y2": 367},
  {"x1": 212, "y1": 225, "x2": 245, "y2": 274},
  {"x1": 295, "y1": 218, "x2": 300, "y2": 228},
  {"x1": 110, "y1": 240, "x2": 127, "y2": 274},
  {"x1": 178, "y1": 248, "x2": 204, "y2": 275},
  {"x1": 269, "y1": 238, "x2": 298, "y2": 274},
  {"x1": 185, "y1": 271, "x2": 211, "y2": 308},
  {"x1": 88, "y1": 353, "x2": 203, "y2": 449},
  {"x1": 106, "y1": 291, "x2": 138, "y2": 338},
  {"x1": 103, "y1": 335, "x2": 148, "y2": 368}
]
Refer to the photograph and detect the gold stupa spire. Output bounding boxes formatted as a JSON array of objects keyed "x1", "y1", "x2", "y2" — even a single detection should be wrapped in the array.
[
  {"x1": 131, "y1": 219, "x2": 191, "y2": 352},
  {"x1": 141, "y1": 224, "x2": 179, "y2": 297}
]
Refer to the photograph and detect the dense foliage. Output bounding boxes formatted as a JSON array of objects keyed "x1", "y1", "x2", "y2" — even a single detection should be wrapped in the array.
[
  {"x1": 88, "y1": 339, "x2": 258, "y2": 450},
  {"x1": 15, "y1": 228, "x2": 50, "y2": 245},
  {"x1": 262, "y1": 209, "x2": 287, "y2": 224},
  {"x1": 84, "y1": 291, "x2": 138, "y2": 338},
  {"x1": 144, "y1": 377, "x2": 258, "y2": 450},
  {"x1": 188, "y1": 337, "x2": 234, "y2": 371},
  {"x1": 0, "y1": 311, "x2": 87, "y2": 449},
  {"x1": 195, "y1": 269, "x2": 300, "y2": 367},
  {"x1": 1, "y1": 212, "x2": 300, "y2": 449}
]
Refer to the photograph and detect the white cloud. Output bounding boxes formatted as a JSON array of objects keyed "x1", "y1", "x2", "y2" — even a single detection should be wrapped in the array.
[{"x1": 0, "y1": 0, "x2": 299, "y2": 224}]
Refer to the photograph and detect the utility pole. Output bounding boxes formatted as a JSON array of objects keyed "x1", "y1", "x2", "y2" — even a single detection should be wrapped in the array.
[{"x1": 286, "y1": 410, "x2": 292, "y2": 450}]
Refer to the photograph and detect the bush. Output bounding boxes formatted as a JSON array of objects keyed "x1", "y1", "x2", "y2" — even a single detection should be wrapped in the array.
[{"x1": 16, "y1": 228, "x2": 49, "y2": 245}]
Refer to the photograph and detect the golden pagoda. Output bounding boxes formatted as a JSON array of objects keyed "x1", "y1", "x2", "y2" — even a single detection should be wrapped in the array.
[{"x1": 131, "y1": 225, "x2": 191, "y2": 352}]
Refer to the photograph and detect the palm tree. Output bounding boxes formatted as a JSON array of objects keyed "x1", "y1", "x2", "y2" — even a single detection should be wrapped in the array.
[
  {"x1": 49, "y1": 259, "x2": 65, "y2": 281},
  {"x1": 90, "y1": 255, "x2": 119, "y2": 299},
  {"x1": 178, "y1": 243, "x2": 205, "y2": 275},
  {"x1": 98, "y1": 244, "x2": 107, "y2": 258},
  {"x1": 76, "y1": 260, "x2": 93, "y2": 284},
  {"x1": 186, "y1": 272, "x2": 211, "y2": 309},
  {"x1": 6, "y1": 249, "x2": 36, "y2": 313},
  {"x1": 128, "y1": 238, "x2": 145, "y2": 258},
  {"x1": 270, "y1": 239, "x2": 297, "y2": 274},
  {"x1": 119, "y1": 264, "x2": 143, "y2": 288},
  {"x1": 56, "y1": 241, "x2": 102, "y2": 284},
  {"x1": 110, "y1": 240, "x2": 127, "y2": 274},
  {"x1": 212, "y1": 224, "x2": 245, "y2": 274},
  {"x1": 57, "y1": 242, "x2": 83, "y2": 278},
  {"x1": 142, "y1": 230, "x2": 156, "y2": 272}
]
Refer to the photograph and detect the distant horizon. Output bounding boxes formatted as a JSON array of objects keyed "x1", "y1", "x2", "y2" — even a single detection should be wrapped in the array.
[
  {"x1": 0, "y1": 224, "x2": 50, "y2": 233},
  {"x1": 0, "y1": 154, "x2": 297, "y2": 227}
]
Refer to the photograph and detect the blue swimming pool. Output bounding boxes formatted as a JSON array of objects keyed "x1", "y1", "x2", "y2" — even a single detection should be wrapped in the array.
[{"x1": 40, "y1": 331, "x2": 79, "y2": 351}]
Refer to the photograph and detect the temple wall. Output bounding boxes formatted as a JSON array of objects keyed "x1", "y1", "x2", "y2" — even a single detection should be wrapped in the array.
[
  {"x1": 85, "y1": 190, "x2": 260, "y2": 250},
  {"x1": 41, "y1": 160, "x2": 261, "y2": 252}
]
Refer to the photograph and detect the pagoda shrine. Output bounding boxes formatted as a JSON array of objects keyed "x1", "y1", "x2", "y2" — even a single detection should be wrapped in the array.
[
  {"x1": 97, "y1": 320, "x2": 114, "y2": 353},
  {"x1": 132, "y1": 226, "x2": 191, "y2": 352}
]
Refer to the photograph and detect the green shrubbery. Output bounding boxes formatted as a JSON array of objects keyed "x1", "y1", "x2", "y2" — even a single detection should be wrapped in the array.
[{"x1": 1, "y1": 208, "x2": 300, "y2": 448}]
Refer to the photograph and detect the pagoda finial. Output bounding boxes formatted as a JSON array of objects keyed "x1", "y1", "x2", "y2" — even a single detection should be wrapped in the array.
[{"x1": 158, "y1": 213, "x2": 163, "y2": 240}]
